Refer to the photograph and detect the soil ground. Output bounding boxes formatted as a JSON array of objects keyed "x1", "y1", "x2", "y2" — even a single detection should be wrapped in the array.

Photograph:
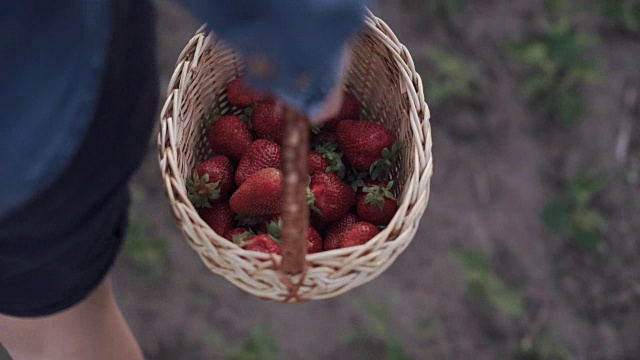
[{"x1": 78, "y1": 1, "x2": 640, "y2": 359}]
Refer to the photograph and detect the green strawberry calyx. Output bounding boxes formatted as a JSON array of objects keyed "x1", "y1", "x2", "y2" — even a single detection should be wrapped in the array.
[
  {"x1": 186, "y1": 171, "x2": 222, "y2": 208},
  {"x1": 266, "y1": 218, "x2": 283, "y2": 243},
  {"x1": 370, "y1": 142, "x2": 400, "y2": 180},
  {"x1": 232, "y1": 229, "x2": 256, "y2": 247},
  {"x1": 363, "y1": 181, "x2": 396, "y2": 211},
  {"x1": 238, "y1": 107, "x2": 254, "y2": 129},
  {"x1": 347, "y1": 168, "x2": 369, "y2": 192},
  {"x1": 306, "y1": 186, "x2": 323, "y2": 216},
  {"x1": 315, "y1": 142, "x2": 346, "y2": 180}
]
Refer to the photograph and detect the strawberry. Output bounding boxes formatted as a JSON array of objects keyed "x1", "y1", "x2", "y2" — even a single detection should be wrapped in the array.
[
  {"x1": 308, "y1": 151, "x2": 330, "y2": 175},
  {"x1": 235, "y1": 139, "x2": 282, "y2": 186},
  {"x1": 324, "y1": 91, "x2": 360, "y2": 131},
  {"x1": 341, "y1": 222, "x2": 380, "y2": 248},
  {"x1": 252, "y1": 102, "x2": 283, "y2": 143},
  {"x1": 230, "y1": 168, "x2": 282, "y2": 216},
  {"x1": 314, "y1": 142, "x2": 346, "y2": 179},
  {"x1": 336, "y1": 120, "x2": 397, "y2": 174},
  {"x1": 324, "y1": 213, "x2": 359, "y2": 251},
  {"x1": 242, "y1": 234, "x2": 282, "y2": 254},
  {"x1": 199, "y1": 201, "x2": 236, "y2": 235},
  {"x1": 186, "y1": 156, "x2": 233, "y2": 207},
  {"x1": 208, "y1": 115, "x2": 253, "y2": 160},
  {"x1": 306, "y1": 226, "x2": 323, "y2": 254},
  {"x1": 357, "y1": 181, "x2": 398, "y2": 226},
  {"x1": 308, "y1": 172, "x2": 356, "y2": 223},
  {"x1": 226, "y1": 77, "x2": 267, "y2": 108},
  {"x1": 262, "y1": 217, "x2": 323, "y2": 254},
  {"x1": 224, "y1": 227, "x2": 255, "y2": 243}
]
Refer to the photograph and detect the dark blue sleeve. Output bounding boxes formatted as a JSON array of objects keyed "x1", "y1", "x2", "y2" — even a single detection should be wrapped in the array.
[{"x1": 178, "y1": 0, "x2": 367, "y2": 118}]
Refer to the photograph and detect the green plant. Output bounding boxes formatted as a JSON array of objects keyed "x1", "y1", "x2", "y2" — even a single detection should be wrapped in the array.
[
  {"x1": 597, "y1": 0, "x2": 640, "y2": 34},
  {"x1": 399, "y1": 0, "x2": 467, "y2": 18},
  {"x1": 205, "y1": 326, "x2": 280, "y2": 360},
  {"x1": 453, "y1": 249, "x2": 526, "y2": 318},
  {"x1": 425, "y1": 0, "x2": 468, "y2": 18},
  {"x1": 348, "y1": 300, "x2": 412, "y2": 360},
  {"x1": 425, "y1": 48, "x2": 485, "y2": 108},
  {"x1": 518, "y1": 331, "x2": 571, "y2": 360},
  {"x1": 123, "y1": 221, "x2": 167, "y2": 280},
  {"x1": 542, "y1": 173, "x2": 608, "y2": 252},
  {"x1": 505, "y1": 0, "x2": 600, "y2": 124}
]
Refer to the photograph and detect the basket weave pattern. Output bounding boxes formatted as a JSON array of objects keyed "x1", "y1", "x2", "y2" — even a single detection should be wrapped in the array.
[{"x1": 158, "y1": 11, "x2": 433, "y2": 302}]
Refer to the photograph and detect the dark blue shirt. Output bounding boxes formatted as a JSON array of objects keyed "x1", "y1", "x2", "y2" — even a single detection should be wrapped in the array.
[{"x1": 0, "y1": 0, "x2": 365, "y2": 218}]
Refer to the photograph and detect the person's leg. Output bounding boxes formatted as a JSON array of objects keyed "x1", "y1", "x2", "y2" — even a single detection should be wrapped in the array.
[
  {"x1": 0, "y1": 278, "x2": 143, "y2": 360},
  {"x1": 0, "y1": 0, "x2": 158, "y2": 357}
]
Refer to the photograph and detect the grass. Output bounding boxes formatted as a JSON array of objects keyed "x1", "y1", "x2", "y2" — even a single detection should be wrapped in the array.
[
  {"x1": 348, "y1": 300, "x2": 412, "y2": 360},
  {"x1": 206, "y1": 326, "x2": 280, "y2": 360},
  {"x1": 505, "y1": 0, "x2": 601, "y2": 125},
  {"x1": 518, "y1": 330, "x2": 571, "y2": 360},
  {"x1": 453, "y1": 249, "x2": 526, "y2": 318},
  {"x1": 597, "y1": 0, "x2": 640, "y2": 35},
  {"x1": 399, "y1": 0, "x2": 467, "y2": 18},
  {"x1": 123, "y1": 220, "x2": 168, "y2": 281},
  {"x1": 542, "y1": 173, "x2": 608, "y2": 252},
  {"x1": 425, "y1": 0, "x2": 467, "y2": 18},
  {"x1": 425, "y1": 48, "x2": 485, "y2": 109}
]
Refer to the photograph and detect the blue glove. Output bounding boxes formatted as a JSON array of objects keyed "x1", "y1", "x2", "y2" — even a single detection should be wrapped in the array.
[{"x1": 179, "y1": 0, "x2": 367, "y2": 119}]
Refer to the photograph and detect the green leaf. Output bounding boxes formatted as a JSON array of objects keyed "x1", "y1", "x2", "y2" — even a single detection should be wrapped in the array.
[
  {"x1": 505, "y1": 42, "x2": 550, "y2": 68},
  {"x1": 570, "y1": 227, "x2": 604, "y2": 252},
  {"x1": 569, "y1": 173, "x2": 607, "y2": 206},
  {"x1": 521, "y1": 75, "x2": 554, "y2": 99},
  {"x1": 453, "y1": 249, "x2": 489, "y2": 273},
  {"x1": 554, "y1": 92, "x2": 584, "y2": 124},
  {"x1": 387, "y1": 339, "x2": 412, "y2": 360},
  {"x1": 228, "y1": 327, "x2": 279, "y2": 360},
  {"x1": 445, "y1": 0, "x2": 467, "y2": 15},
  {"x1": 123, "y1": 221, "x2": 167, "y2": 281},
  {"x1": 486, "y1": 283, "x2": 526, "y2": 318},
  {"x1": 541, "y1": 200, "x2": 573, "y2": 235}
]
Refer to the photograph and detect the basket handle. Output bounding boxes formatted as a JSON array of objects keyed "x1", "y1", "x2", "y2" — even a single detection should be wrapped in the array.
[{"x1": 280, "y1": 107, "x2": 309, "y2": 274}]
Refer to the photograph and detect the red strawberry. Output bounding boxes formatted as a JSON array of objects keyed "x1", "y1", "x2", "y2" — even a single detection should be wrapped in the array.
[
  {"x1": 324, "y1": 91, "x2": 360, "y2": 131},
  {"x1": 199, "y1": 201, "x2": 236, "y2": 235},
  {"x1": 224, "y1": 227, "x2": 255, "y2": 242},
  {"x1": 252, "y1": 102, "x2": 283, "y2": 143},
  {"x1": 230, "y1": 168, "x2": 282, "y2": 216},
  {"x1": 308, "y1": 172, "x2": 356, "y2": 223},
  {"x1": 306, "y1": 226, "x2": 323, "y2": 254},
  {"x1": 208, "y1": 115, "x2": 253, "y2": 160},
  {"x1": 341, "y1": 222, "x2": 380, "y2": 248},
  {"x1": 235, "y1": 139, "x2": 282, "y2": 186},
  {"x1": 186, "y1": 156, "x2": 233, "y2": 207},
  {"x1": 336, "y1": 120, "x2": 397, "y2": 174},
  {"x1": 357, "y1": 181, "x2": 398, "y2": 226},
  {"x1": 324, "y1": 213, "x2": 359, "y2": 251},
  {"x1": 308, "y1": 151, "x2": 330, "y2": 175},
  {"x1": 242, "y1": 234, "x2": 282, "y2": 254},
  {"x1": 261, "y1": 217, "x2": 323, "y2": 254},
  {"x1": 226, "y1": 77, "x2": 267, "y2": 108}
]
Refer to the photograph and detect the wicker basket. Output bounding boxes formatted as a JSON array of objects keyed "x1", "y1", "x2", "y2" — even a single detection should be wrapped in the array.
[{"x1": 158, "y1": 9, "x2": 433, "y2": 303}]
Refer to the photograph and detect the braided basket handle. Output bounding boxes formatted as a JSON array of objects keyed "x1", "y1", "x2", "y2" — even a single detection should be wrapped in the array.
[{"x1": 280, "y1": 107, "x2": 309, "y2": 274}]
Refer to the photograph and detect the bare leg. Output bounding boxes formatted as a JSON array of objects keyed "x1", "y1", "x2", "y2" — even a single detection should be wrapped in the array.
[{"x1": 0, "y1": 278, "x2": 143, "y2": 360}]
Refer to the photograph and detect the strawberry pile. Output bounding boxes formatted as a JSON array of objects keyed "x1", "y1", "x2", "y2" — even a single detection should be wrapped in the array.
[{"x1": 187, "y1": 77, "x2": 400, "y2": 255}]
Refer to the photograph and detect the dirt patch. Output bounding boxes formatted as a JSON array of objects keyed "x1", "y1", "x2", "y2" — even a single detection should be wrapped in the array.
[{"x1": 111, "y1": 1, "x2": 640, "y2": 359}]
